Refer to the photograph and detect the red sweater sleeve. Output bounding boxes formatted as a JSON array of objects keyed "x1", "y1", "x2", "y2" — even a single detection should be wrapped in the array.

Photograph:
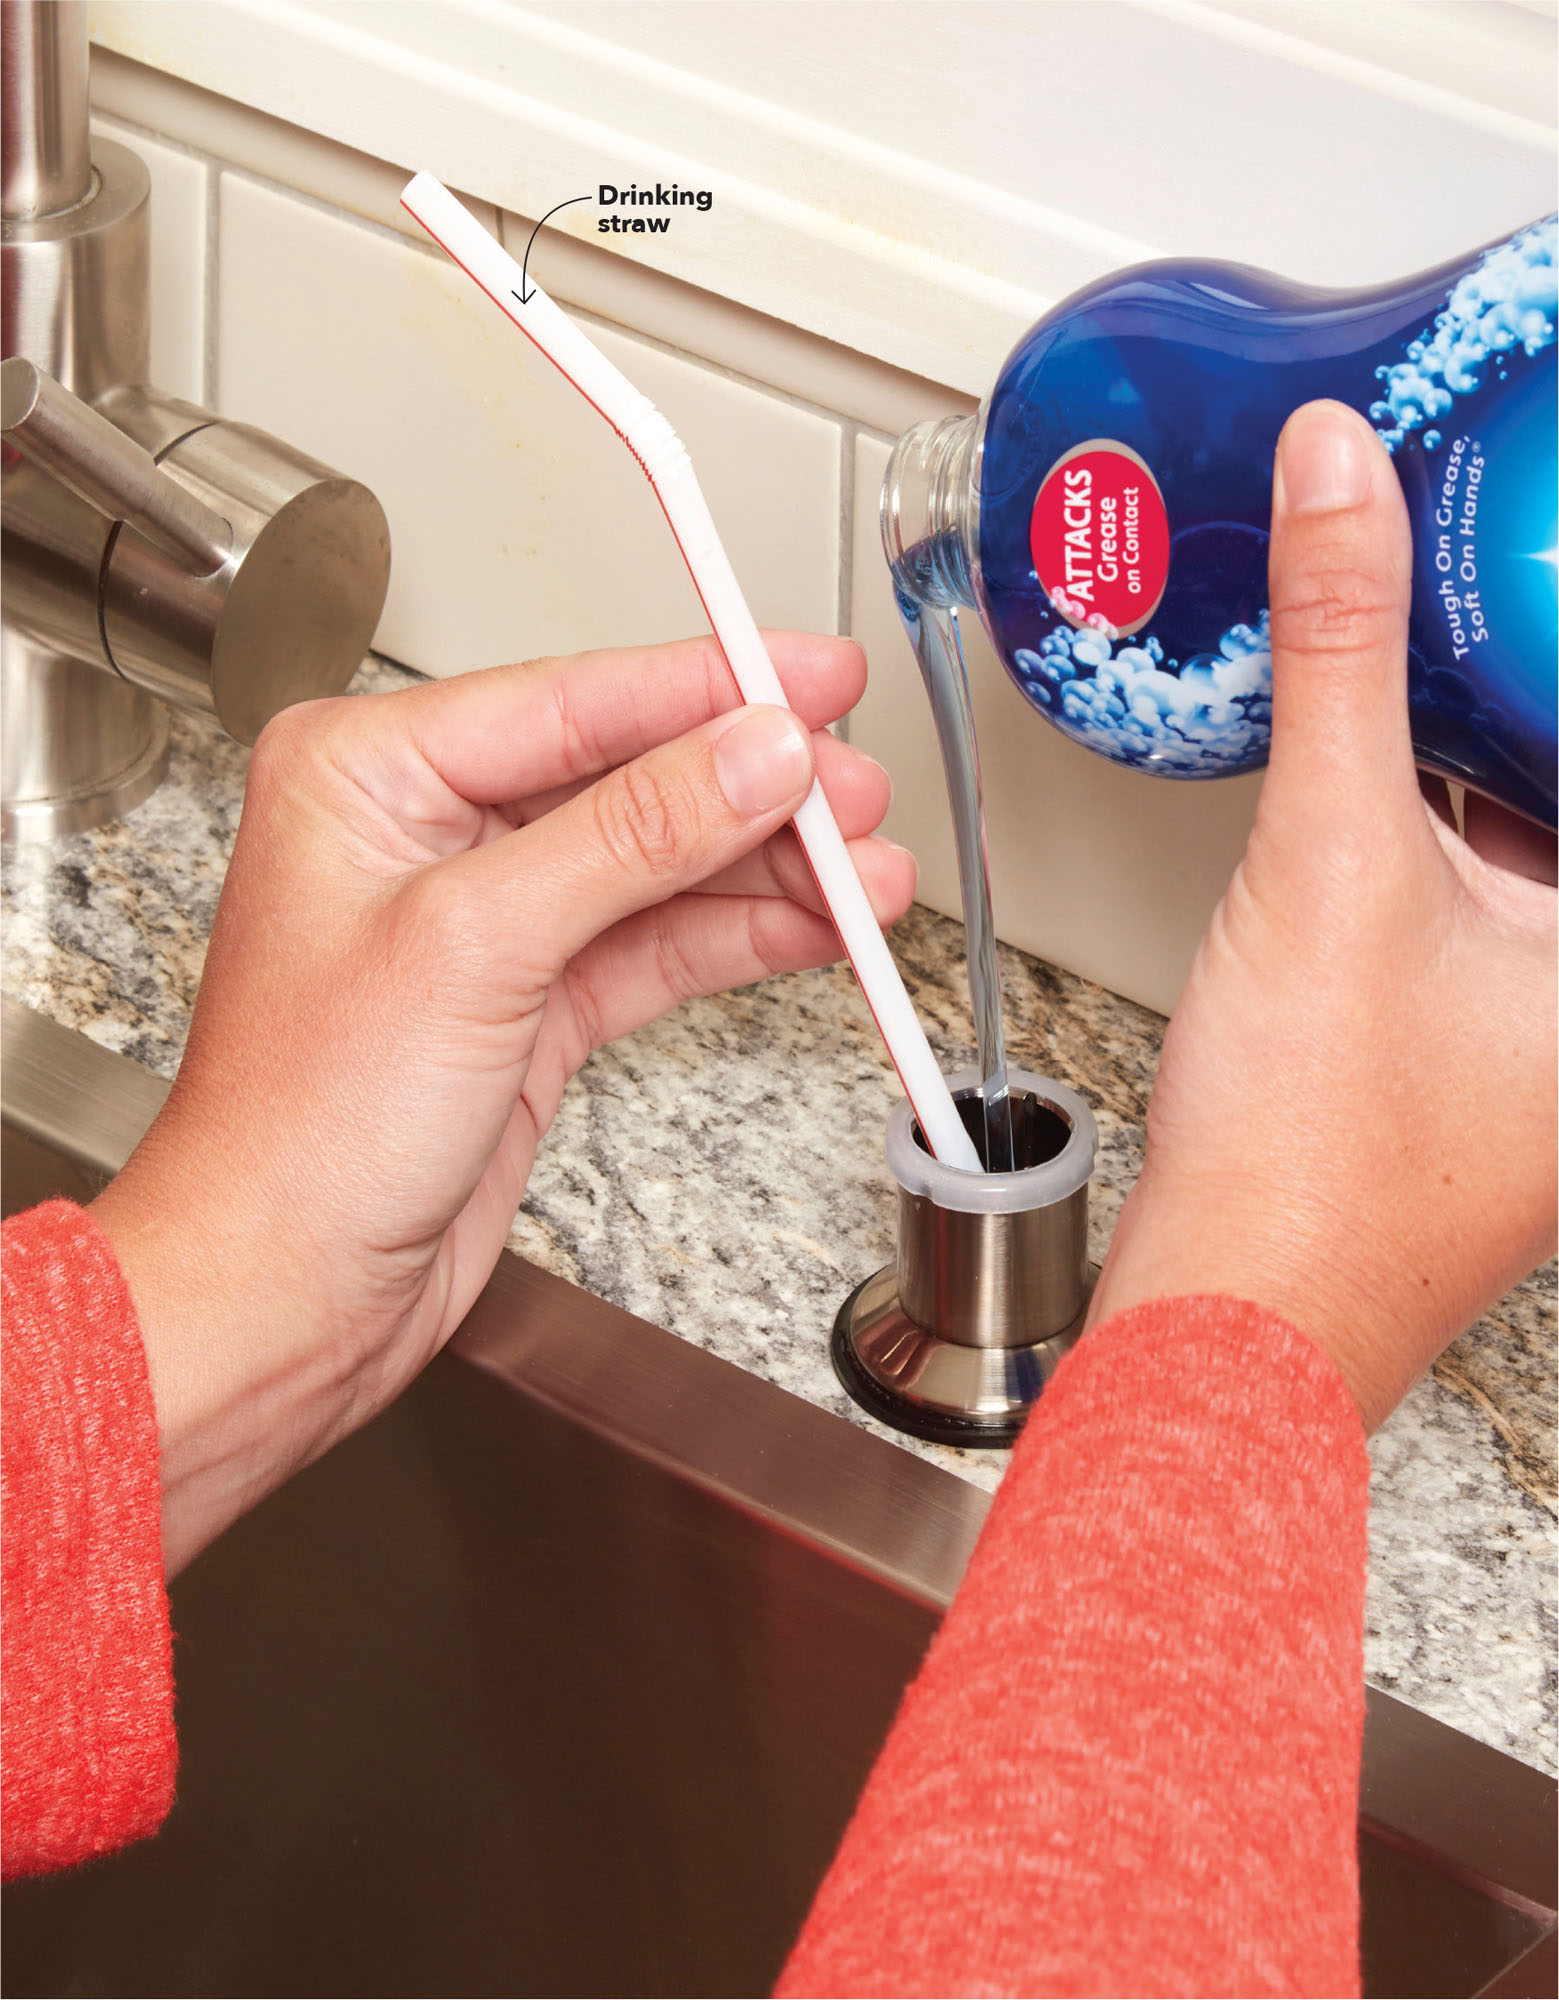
[
  {"x1": 780, "y1": 1295, "x2": 1370, "y2": 2000},
  {"x1": 2, "y1": 1200, "x2": 176, "y2": 1880}
]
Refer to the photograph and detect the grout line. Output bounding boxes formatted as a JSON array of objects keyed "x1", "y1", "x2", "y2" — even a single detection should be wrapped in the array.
[
  {"x1": 837, "y1": 425, "x2": 857, "y2": 625},
  {"x1": 832, "y1": 424, "x2": 857, "y2": 742},
  {"x1": 203, "y1": 161, "x2": 221, "y2": 410}
]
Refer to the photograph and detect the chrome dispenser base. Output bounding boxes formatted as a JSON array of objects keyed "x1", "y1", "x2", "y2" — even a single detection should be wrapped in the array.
[{"x1": 832, "y1": 1262, "x2": 1098, "y2": 1449}]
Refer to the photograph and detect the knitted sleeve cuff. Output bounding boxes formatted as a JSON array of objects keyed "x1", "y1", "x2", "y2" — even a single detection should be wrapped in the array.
[{"x1": 3, "y1": 1199, "x2": 177, "y2": 1879}]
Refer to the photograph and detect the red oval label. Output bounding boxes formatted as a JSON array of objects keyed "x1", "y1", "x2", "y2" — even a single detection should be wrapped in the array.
[{"x1": 1028, "y1": 440, "x2": 1170, "y2": 636}]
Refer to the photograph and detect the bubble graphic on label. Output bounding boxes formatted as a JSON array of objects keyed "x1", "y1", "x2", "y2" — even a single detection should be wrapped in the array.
[
  {"x1": 1013, "y1": 611, "x2": 1272, "y2": 774},
  {"x1": 1369, "y1": 215, "x2": 1556, "y2": 452}
]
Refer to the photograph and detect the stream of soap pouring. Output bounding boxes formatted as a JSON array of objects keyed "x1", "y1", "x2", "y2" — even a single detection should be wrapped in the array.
[{"x1": 891, "y1": 571, "x2": 1015, "y2": 1171}]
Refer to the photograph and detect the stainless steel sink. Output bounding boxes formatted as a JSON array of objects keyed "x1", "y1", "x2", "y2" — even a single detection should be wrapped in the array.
[{"x1": 2, "y1": 998, "x2": 1554, "y2": 1999}]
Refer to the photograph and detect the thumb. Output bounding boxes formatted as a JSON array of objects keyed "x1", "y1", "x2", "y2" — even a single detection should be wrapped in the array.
[
  {"x1": 1264, "y1": 400, "x2": 1419, "y2": 834},
  {"x1": 440, "y1": 702, "x2": 817, "y2": 977}
]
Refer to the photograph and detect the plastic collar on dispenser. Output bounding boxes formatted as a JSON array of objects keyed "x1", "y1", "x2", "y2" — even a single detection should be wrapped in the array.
[
  {"x1": 833, "y1": 1069, "x2": 1100, "y2": 1448},
  {"x1": 888, "y1": 1067, "x2": 1096, "y2": 1210}
]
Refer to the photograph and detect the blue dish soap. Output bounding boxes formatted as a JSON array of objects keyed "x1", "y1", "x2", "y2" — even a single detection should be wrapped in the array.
[{"x1": 882, "y1": 216, "x2": 1557, "y2": 827}]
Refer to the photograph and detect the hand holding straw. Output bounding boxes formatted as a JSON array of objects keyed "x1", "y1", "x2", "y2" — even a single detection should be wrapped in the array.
[{"x1": 400, "y1": 173, "x2": 981, "y2": 1172}]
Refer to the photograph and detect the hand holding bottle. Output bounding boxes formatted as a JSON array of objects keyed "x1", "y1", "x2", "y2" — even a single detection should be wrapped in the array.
[
  {"x1": 888, "y1": 216, "x2": 1557, "y2": 825},
  {"x1": 1088, "y1": 401, "x2": 1557, "y2": 1429}
]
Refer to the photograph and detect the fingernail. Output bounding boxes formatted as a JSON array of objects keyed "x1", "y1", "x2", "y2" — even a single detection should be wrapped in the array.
[
  {"x1": 1275, "y1": 402, "x2": 1375, "y2": 515},
  {"x1": 713, "y1": 706, "x2": 812, "y2": 816}
]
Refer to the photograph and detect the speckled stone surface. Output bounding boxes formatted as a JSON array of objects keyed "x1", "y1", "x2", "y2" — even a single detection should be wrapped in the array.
[{"x1": 3, "y1": 659, "x2": 1553, "y2": 1775}]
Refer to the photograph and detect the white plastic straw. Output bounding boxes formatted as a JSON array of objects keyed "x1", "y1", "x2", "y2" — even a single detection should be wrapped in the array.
[{"x1": 402, "y1": 172, "x2": 981, "y2": 1172}]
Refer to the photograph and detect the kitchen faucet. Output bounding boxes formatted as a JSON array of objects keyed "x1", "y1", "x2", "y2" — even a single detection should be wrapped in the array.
[{"x1": 0, "y1": 0, "x2": 390, "y2": 842}]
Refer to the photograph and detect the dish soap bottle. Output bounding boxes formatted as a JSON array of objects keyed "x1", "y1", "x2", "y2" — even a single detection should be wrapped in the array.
[{"x1": 882, "y1": 216, "x2": 1557, "y2": 827}]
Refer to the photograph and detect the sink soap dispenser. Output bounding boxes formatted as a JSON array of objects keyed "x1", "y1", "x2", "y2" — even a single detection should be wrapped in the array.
[
  {"x1": 833, "y1": 1070, "x2": 1098, "y2": 1447},
  {"x1": 882, "y1": 217, "x2": 1557, "y2": 828}
]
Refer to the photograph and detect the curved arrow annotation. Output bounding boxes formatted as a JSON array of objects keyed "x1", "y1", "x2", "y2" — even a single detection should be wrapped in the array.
[{"x1": 513, "y1": 195, "x2": 592, "y2": 304}]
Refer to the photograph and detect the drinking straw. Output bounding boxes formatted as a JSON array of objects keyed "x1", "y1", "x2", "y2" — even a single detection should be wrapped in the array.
[{"x1": 401, "y1": 174, "x2": 981, "y2": 1171}]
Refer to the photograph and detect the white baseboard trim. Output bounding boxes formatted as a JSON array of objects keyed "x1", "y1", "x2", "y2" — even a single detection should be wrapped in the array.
[{"x1": 89, "y1": 0, "x2": 1555, "y2": 397}]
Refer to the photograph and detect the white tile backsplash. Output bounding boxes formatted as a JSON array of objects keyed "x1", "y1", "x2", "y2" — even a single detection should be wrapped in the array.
[
  {"x1": 94, "y1": 51, "x2": 966, "y2": 438},
  {"x1": 90, "y1": 66, "x2": 1262, "y2": 1012},
  {"x1": 218, "y1": 176, "x2": 840, "y2": 674},
  {"x1": 849, "y1": 437, "x2": 1263, "y2": 1019}
]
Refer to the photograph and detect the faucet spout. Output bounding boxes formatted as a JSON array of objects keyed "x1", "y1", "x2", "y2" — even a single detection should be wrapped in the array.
[{"x1": 1, "y1": 0, "x2": 90, "y2": 223}]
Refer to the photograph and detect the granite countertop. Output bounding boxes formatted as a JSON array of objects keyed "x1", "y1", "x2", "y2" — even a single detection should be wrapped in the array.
[{"x1": 3, "y1": 659, "x2": 1554, "y2": 1775}]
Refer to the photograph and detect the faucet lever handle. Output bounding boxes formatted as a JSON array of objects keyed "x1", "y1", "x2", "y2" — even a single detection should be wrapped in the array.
[{"x1": 2, "y1": 356, "x2": 232, "y2": 574}]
